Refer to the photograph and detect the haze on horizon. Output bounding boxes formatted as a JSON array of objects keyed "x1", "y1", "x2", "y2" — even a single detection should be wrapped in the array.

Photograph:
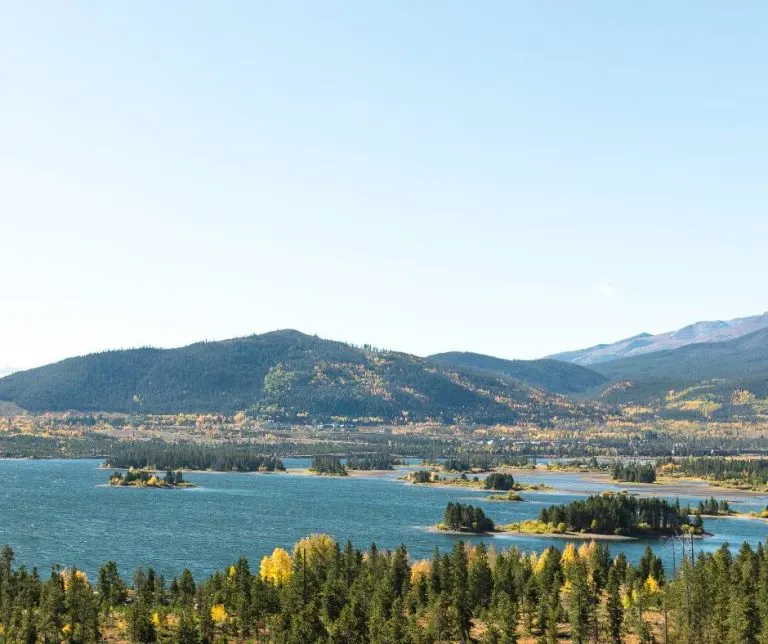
[{"x1": 1, "y1": 2, "x2": 766, "y2": 370}]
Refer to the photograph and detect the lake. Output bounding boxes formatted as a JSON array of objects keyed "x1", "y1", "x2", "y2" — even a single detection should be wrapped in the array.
[{"x1": 2, "y1": 458, "x2": 768, "y2": 580}]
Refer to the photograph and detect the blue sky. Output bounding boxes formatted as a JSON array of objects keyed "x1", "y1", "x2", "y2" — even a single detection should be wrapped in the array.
[{"x1": 1, "y1": 2, "x2": 766, "y2": 369}]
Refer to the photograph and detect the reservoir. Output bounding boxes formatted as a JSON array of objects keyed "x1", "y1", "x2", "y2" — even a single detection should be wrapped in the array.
[{"x1": 2, "y1": 458, "x2": 768, "y2": 579}]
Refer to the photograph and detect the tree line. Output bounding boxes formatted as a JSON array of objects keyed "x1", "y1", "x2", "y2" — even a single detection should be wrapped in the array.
[
  {"x1": 309, "y1": 455, "x2": 347, "y2": 476},
  {"x1": 105, "y1": 441, "x2": 285, "y2": 472},
  {"x1": 442, "y1": 503, "x2": 495, "y2": 533},
  {"x1": 672, "y1": 456, "x2": 768, "y2": 488},
  {"x1": 346, "y1": 453, "x2": 400, "y2": 471},
  {"x1": 697, "y1": 497, "x2": 730, "y2": 515},
  {"x1": 610, "y1": 462, "x2": 657, "y2": 484},
  {"x1": 539, "y1": 494, "x2": 700, "y2": 536},
  {"x1": 5, "y1": 534, "x2": 768, "y2": 642}
]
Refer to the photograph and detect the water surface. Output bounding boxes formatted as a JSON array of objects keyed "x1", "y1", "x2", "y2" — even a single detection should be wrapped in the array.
[{"x1": 2, "y1": 459, "x2": 767, "y2": 579}]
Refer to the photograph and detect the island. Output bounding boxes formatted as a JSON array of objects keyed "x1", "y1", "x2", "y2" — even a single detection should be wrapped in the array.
[
  {"x1": 487, "y1": 491, "x2": 524, "y2": 502},
  {"x1": 309, "y1": 455, "x2": 348, "y2": 476},
  {"x1": 103, "y1": 441, "x2": 285, "y2": 473},
  {"x1": 612, "y1": 461, "x2": 657, "y2": 483},
  {"x1": 403, "y1": 469, "x2": 548, "y2": 494},
  {"x1": 109, "y1": 469, "x2": 197, "y2": 489},
  {"x1": 697, "y1": 497, "x2": 733, "y2": 516},
  {"x1": 503, "y1": 493, "x2": 704, "y2": 539},
  {"x1": 346, "y1": 453, "x2": 401, "y2": 470},
  {"x1": 436, "y1": 502, "x2": 495, "y2": 534}
]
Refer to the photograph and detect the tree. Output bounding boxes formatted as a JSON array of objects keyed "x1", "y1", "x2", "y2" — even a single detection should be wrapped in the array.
[
  {"x1": 97, "y1": 561, "x2": 126, "y2": 611},
  {"x1": 175, "y1": 608, "x2": 200, "y2": 644},
  {"x1": 566, "y1": 560, "x2": 592, "y2": 644},
  {"x1": 605, "y1": 566, "x2": 623, "y2": 643},
  {"x1": 129, "y1": 595, "x2": 156, "y2": 643},
  {"x1": 469, "y1": 544, "x2": 494, "y2": 612}
]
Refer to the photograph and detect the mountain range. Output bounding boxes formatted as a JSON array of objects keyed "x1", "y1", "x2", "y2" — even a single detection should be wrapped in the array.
[
  {"x1": 547, "y1": 312, "x2": 768, "y2": 366},
  {"x1": 1, "y1": 311, "x2": 767, "y2": 423},
  {"x1": 0, "y1": 330, "x2": 608, "y2": 425}
]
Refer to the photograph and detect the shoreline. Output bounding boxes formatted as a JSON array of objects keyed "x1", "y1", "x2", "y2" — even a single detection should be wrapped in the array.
[{"x1": 499, "y1": 529, "x2": 639, "y2": 541}]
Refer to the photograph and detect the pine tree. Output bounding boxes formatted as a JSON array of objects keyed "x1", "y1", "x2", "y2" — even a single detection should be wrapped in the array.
[
  {"x1": 175, "y1": 608, "x2": 200, "y2": 644},
  {"x1": 567, "y1": 560, "x2": 591, "y2": 644},
  {"x1": 605, "y1": 566, "x2": 623, "y2": 644},
  {"x1": 468, "y1": 543, "x2": 494, "y2": 612}
]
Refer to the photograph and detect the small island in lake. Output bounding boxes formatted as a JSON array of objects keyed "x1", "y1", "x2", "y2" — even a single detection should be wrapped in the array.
[
  {"x1": 487, "y1": 491, "x2": 524, "y2": 502},
  {"x1": 436, "y1": 502, "x2": 495, "y2": 534},
  {"x1": 309, "y1": 455, "x2": 348, "y2": 476},
  {"x1": 503, "y1": 493, "x2": 704, "y2": 539},
  {"x1": 403, "y1": 468, "x2": 548, "y2": 493},
  {"x1": 109, "y1": 469, "x2": 197, "y2": 489}
]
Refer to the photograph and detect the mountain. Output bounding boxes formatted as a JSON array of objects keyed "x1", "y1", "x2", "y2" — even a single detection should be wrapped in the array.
[
  {"x1": 0, "y1": 330, "x2": 608, "y2": 425},
  {"x1": 0, "y1": 367, "x2": 17, "y2": 377},
  {"x1": 592, "y1": 328, "x2": 768, "y2": 412},
  {"x1": 548, "y1": 312, "x2": 768, "y2": 366},
  {"x1": 592, "y1": 327, "x2": 768, "y2": 384},
  {"x1": 428, "y1": 352, "x2": 608, "y2": 394}
]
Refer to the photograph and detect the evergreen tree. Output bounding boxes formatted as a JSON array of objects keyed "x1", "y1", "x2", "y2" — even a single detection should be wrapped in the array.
[{"x1": 605, "y1": 566, "x2": 623, "y2": 644}]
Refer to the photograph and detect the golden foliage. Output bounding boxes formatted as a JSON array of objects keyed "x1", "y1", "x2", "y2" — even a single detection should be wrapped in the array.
[
  {"x1": 733, "y1": 389, "x2": 757, "y2": 406},
  {"x1": 210, "y1": 604, "x2": 228, "y2": 624},
  {"x1": 561, "y1": 543, "x2": 578, "y2": 567},
  {"x1": 644, "y1": 575, "x2": 660, "y2": 594},
  {"x1": 60, "y1": 569, "x2": 88, "y2": 591},
  {"x1": 260, "y1": 547, "x2": 293, "y2": 585},
  {"x1": 578, "y1": 540, "x2": 597, "y2": 562},
  {"x1": 410, "y1": 559, "x2": 431, "y2": 583},
  {"x1": 293, "y1": 534, "x2": 337, "y2": 570}
]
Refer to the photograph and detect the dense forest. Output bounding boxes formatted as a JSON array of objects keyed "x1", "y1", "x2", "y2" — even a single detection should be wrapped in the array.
[
  {"x1": 4, "y1": 535, "x2": 768, "y2": 643},
  {"x1": 610, "y1": 462, "x2": 657, "y2": 484},
  {"x1": 483, "y1": 473, "x2": 517, "y2": 491},
  {"x1": 345, "y1": 453, "x2": 399, "y2": 471},
  {"x1": 309, "y1": 455, "x2": 347, "y2": 476},
  {"x1": 441, "y1": 503, "x2": 495, "y2": 533},
  {"x1": 539, "y1": 494, "x2": 700, "y2": 536},
  {"x1": 427, "y1": 352, "x2": 608, "y2": 394},
  {"x1": 0, "y1": 434, "x2": 114, "y2": 459},
  {"x1": 671, "y1": 456, "x2": 768, "y2": 488},
  {"x1": 0, "y1": 330, "x2": 609, "y2": 425},
  {"x1": 105, "y1": 442, "x2": 285, "y2": 473},
  {"x1": 697, "y1": 497, "x2": 730, "y2": 515},
  {"x1": 441, "y1": 455, "x2": 533, "y2": 473}
]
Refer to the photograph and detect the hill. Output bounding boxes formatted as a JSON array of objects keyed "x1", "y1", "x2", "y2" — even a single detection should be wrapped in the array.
[
  {"x1": 548, "y1": 312, "x2": 768, "y2": 366},
  {"x1": 0, "y1": 330, "x2": 608, "y2": 425},
  {"x1": 428, "y1": 352, "x2": 607, "y2": 394}
]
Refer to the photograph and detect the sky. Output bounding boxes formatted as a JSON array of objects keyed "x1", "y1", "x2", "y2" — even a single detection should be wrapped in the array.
[{"x1": 1, "y1": 2, "x2": 766, "y2": 370}]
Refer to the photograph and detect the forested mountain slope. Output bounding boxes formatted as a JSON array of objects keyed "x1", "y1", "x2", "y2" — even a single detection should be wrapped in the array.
[
  {"x1": 593, "y1": 327, "x2": 768, "y2": 385},
  {"x1": 593, "y1": 328, "x2": 768, "y2": 416},
  {"x1": 0, "y1": 330, "x2": 607, "y2": 424},
  {"x1": 428, "y1": 351, "x2": 607, "y2": 394}
]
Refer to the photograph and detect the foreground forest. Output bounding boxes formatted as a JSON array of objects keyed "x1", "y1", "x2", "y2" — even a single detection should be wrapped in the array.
[{"x1": 1, "y1": 534, "x2": 765, "y2": 643}]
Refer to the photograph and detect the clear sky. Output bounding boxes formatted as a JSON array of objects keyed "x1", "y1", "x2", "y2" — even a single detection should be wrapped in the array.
[{"x1": 1, "y1": 2, "x2": 766, "y2": 370}]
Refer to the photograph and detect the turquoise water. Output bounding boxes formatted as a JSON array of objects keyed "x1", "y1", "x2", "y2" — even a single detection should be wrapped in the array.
[{"x1": 2, "y1": 459, "x2": 768, "y2": 579}]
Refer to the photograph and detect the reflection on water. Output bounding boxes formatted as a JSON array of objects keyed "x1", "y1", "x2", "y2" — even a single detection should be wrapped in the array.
[{"x1": 1, "y1": 459, "x2": 768, "y2": 579}]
